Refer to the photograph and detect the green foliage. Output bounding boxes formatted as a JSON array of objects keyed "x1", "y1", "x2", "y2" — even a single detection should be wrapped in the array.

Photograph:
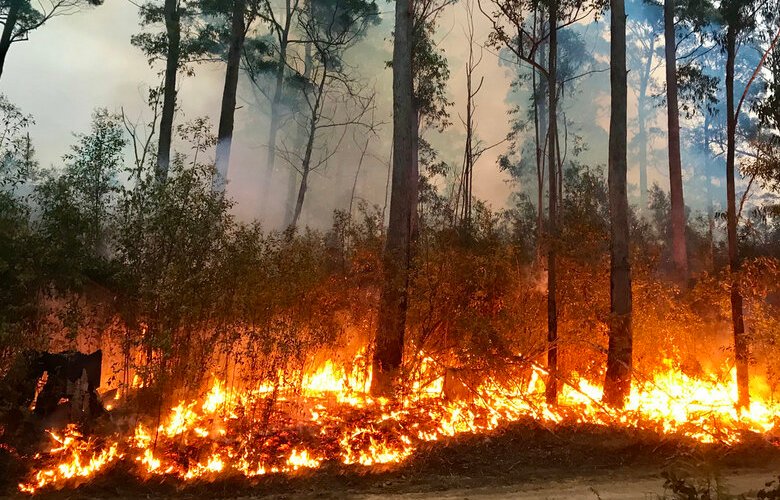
[
  {"x1": 34, "y1": 109, "x2": 125, "y2": 290},
  {"x1": 131, "y1": 0, "x2": 221, "y2": 74},
  {"x1": 0, "y1": 0, "x2": 103, "y2": 58}
]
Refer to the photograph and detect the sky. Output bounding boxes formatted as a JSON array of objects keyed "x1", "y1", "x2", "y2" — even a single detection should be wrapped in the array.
[{"x1": 0, "y1": 0, "x2": 707, "y2": 229}]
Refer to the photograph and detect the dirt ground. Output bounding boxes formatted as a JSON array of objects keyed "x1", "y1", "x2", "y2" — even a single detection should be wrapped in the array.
[
  {"x1": 350, "y1": 468, "x2": 780, "y2": 499},
  {"x1": 8, "y1": 420, "x2": 780, "y2": 499}
]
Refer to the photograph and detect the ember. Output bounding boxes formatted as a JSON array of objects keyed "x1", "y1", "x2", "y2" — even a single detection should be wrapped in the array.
[{"x1": 18, "y1": 356, "x2": 780, "y2": 493}]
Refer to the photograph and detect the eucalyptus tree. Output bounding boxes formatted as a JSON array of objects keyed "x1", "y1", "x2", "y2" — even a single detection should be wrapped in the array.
[
  {"x1": 479, "y1": 0, "x2": 605, "y2": 404},
  {"x1": 603, "y1": 0, "x2": 631, "y2": 408},
  {"x1": 627, "y1": 0, "x2": 662, "y2": 213},
  {"x1": 285, "y1": 0, "x2": 379, "y2": 227},
  {"x1": 208, "y1": 0, "x2": 259, "y2": 190},
  {"x1": 132, "y1": 0, "x2": 219, "y2": 182},
  {"x1": 663, "y1": 0, "x2": 690, "y2": 283},
  {"x1": 662, "y1": 0, "x2": 718, "y2": 283},
  {"x1": 0, "y1": 0, "x2": 103, "y2": 80},
  {"x1": 242, "y1": 0, "x2": 304, "y2": 208},
  {"x1": 371, "y1": 0, "x2": 452, "y2": 397},
  {"x1": 370, "y1": 0, "x2": 414, "y2": 397},
  {"x1": 717, "y1": 0, "x2": 780, "y2": 408}
]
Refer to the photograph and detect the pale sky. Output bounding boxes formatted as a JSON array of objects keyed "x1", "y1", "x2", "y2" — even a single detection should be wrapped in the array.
[{"x1": 1, "y1": 0, "x2": 703, "y2": 228}]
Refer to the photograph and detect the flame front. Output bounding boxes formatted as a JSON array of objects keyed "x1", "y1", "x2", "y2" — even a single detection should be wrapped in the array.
[{"x1": 19, "y1": 356, "x2": 780, "y2": 493}]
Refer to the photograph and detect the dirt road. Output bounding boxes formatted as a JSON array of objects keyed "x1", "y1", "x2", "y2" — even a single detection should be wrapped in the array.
[{"x1": 353, "y1": 467, "x2": 780, "y2": 499}]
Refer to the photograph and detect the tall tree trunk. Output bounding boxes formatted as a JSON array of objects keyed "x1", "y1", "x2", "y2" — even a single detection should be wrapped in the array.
[
  {"x1": 262, "y1": 1, "x2": 293, "y2": 209},
  {"x1": 213, "y1": 0, "x2": 247, "y2": 191},
  {"x1": 157, "y1": 0, "x2": 181, "y2": 183},
  {"x1": 371, "y1": 0, "x2": 414, "y2": 397},
  {"x1": 410, "y1": 110, "x2": 420, "y2": 243},
  {"x1": 636, "y1": 35, "x2": 654, "y2": 213},
  {"x1": 603, "y1": 0, "x2": 633, "y2": 408},
  {"x1": 0, "y1": 0, "x2": 20, "y2": 81},
  {"x1": 725, "y1": 26, "x2": 749, "y2": 409},
  {"x1": 663, "y1": 0, "x2": 689, "y2": 284},
  {"x1": 545, "y1": 3, "x2": 558, "y2": 405}
]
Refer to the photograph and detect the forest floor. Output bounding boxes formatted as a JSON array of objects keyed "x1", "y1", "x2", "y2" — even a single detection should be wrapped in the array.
[{"x1": 8, "y1": 419, "x2": 780, "y2": 499}]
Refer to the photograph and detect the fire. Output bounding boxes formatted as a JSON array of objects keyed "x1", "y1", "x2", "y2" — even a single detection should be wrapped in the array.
[
  {"x1": 18, "y1": 356, "x2": 780, "y2": 494},
  {"x1": 18, "y1": 426, "x2": 124, "y2": 494}
]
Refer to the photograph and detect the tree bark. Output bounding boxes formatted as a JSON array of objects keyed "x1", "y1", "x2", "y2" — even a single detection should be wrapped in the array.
[
  {"x1": 545, "y1": 1, "x2": 558, "y2": 406},
  {"x1": 663, "y1": 0, "x2": 689, "y2": 284},
  {"x1": 725, "y1": 26, "x2": 749, "y2": 409},
  {"x1": 371, "y1": 0, "x2": 414, "y2": 398},
  {"x1": 0, "y1": 0, "x2": 20, "y2": 81},
  {"x1": 156, "y1": 0, "x2": 181, "y2": 183},
  {"x1": 603, "y1": 0, "x2": 633, "y2": 408},
  {"x1": 213, "y1": 0, "x2": 247, "y2": 191}
]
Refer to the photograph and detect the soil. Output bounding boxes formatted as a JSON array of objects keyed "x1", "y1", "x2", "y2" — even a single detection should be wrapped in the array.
[{"x1": 6, "y1": 419, "x2": 780, "y2": 499}]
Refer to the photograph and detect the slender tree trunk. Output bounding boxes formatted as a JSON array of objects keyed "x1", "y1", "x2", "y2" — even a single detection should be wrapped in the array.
[
  {"x1": 0, "y1": 0, "x2": 20, "y2": 80},
  {"x1": 284, "y1": 41, "x2": 312, "y2": 226},
  {"x1": 157, "y1": 0, "x2": 181, "y2": 183},
  {"x1": 533, "y1": 62, "x2": 544, "y2": 259},
  {"x1": 663, "y1": 0, "x2": 689, "y2": 284},
  {"x1": 262, "y1": 2, "x2": 293, "y2": 209},
  {"x1": 371, "y1": 0, "x2": 414, "y2": 397},
  {"x1": 603, "y1": 0, "x2": 633, "y2": 408},
  {"x1": 725, "y1": 26, "x2": 749, "y2": 409},
  {"x1": 545, "y1": 3, "x2": 558, "y2": 406},
  {"x1": 636, "y1": 36, "x2": 654, "y2": 213},
  {"x1": 703, "y1": 112, "x2": 715, "y2": 270},
  {"x1": 535, "y1": 36, "x2": 548, "y2": 263},
  {"x1": 213, "y1": 0, "x2": 247, "y2": 191},
  {"x1": 349, "y1": 133, "x2": 371, "y2": 217},
  {"x1": 290, "y1": 60, "x2": 326, "y2": 228},
  {"x1": 461, "y1": 52, "x2": 475, "y2": 228}
]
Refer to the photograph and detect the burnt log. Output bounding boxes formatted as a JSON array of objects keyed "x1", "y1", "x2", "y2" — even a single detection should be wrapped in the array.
[{"x1": 0, "y1": 349, "x2": 104, "y2": 433}]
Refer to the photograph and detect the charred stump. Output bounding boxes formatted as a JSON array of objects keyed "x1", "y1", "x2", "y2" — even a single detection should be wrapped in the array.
[{"x1": 0, "y1": 350, "x2": 105, "y2": 440}]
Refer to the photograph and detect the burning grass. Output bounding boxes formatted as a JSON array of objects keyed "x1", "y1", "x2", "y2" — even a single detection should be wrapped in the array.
[{"x1": 15, "y1": 355, "x2": 780, "y2": 495}]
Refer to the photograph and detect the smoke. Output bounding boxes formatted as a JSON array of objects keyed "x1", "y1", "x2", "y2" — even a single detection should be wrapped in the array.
[{"x1": 2, "y1": 0, "x2": 770, "y2": 231}]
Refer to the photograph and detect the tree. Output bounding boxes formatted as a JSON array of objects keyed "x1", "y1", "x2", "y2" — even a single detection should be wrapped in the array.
[
  {"x1": 132, "y1": 0, "x2": 218, "y2": 182},
  {"x1": 0, "y1": 0, "x2": 103, "y2": 80},
  {"x1": 627, "y1": 0, "x2": 662, "y2": 213},
  {"x1": 480, "y1": 0, "x2": 603, "y2": 405},
  {"x1": 603, "y1": 0, "x2": 632, "y2": 408},
  {"x1": 664, "y1": 0, "x2": 689, "y2": 283},
  {"x1": 266, "y1": 0, "x2": 378, "y2": 227},
  {"x1": 371, "y1": 0, "x2": 414, "y2": 397},
  {"x1": 35, "y1": 110, "x2": 125, "y2": 290},
  {"x1": 717, "y1": 0, "x2": 780, "y2": 408},
  {"x1": 248, "y1": 0, "x2": 303, "y2": 211},
  {"x1": 721, "y1": 0, "x2": 750, "y2": 409},
  {"x1": 213, "y1": 0, "x2": 254, "y2": 191}
]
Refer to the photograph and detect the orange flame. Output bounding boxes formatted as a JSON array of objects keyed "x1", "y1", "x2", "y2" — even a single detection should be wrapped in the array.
[{"x1": 19, "y1": 356, "x2": 780, "y2": 493}]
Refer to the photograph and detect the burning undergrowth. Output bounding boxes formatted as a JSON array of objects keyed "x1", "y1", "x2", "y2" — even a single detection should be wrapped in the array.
[{"x1": 14, "y1": 352, "x2": 780, "y2": 495}]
